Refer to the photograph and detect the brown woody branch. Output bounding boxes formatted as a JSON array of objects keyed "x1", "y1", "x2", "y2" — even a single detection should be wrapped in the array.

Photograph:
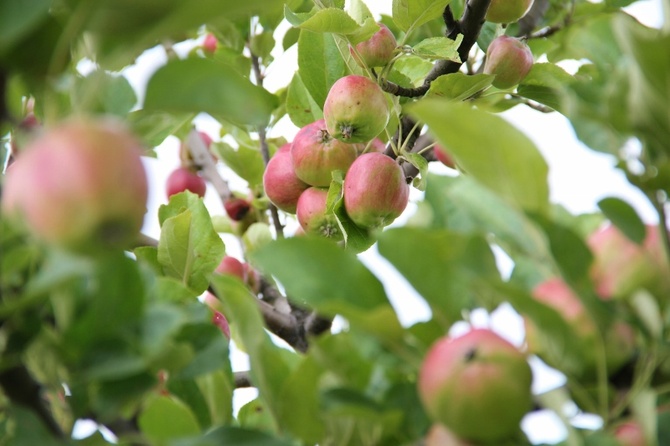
[{"x1": 380, "y1": 0, "x2": 492, "y2": 98}]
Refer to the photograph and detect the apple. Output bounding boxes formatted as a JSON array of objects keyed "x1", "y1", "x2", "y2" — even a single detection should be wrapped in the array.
[
  {"x1": 203, "y1": 292, "x2": 231, "y2": 340},
  {"x1": 224, "y1": 197, "x2": 252, "y2": 221},
  {"x1": 323, "y1": 75, "x2": 390, "y2": 144},
  {"x1": 2, "y1": 119, "x2": 148, "y2": 252},
  {"x1": 588, "y1": 223, "x2": 670, "y2": 301},
  {"x1": 203, "y1": 33, "x2": 218, "y2": 54},
  {"x1": 486, "y1": 0, "x2": 534, "y2": 24},
  {"x1": 418, "y1": 328, "x2": 533, "y2": 442},
  {"x1": 215, "y1": 255, "x2": 247, "y2": 282},
  {"x1": 343, "y1": 153, "x2": 409, "y2": 229},
  {"x1": 613, "y1": 420, "x2": 646, "y2": 446},
  {"x1": 433, "y1": 143, "x2": 456, "y2": 169},
  {"x1": 483, "y1": 36, "x2": 533, "y2": 89},
  {"x1": 295, "y1": 187, "x2": 343, "y2": 240},
  {"x1": 350, "y1": 23, "x2": 397, "y2": 68},
  {"x1": 166, "y1": 166, "x2": 207, "y2": 198},
  {"x1": 291, "y1": 119, "x2": 358, "y2": 187},
  {"x1": 525, "y1": 277, "x2": 636, "y2": 379},
  {"x1": 263, "y1": 143, "x2": 309, "y2": 213}
]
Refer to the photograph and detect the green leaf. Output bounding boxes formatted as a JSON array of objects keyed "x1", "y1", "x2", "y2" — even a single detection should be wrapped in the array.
[
  {"x1": 173, "y1": 426, "x2": 295, "y2": 446},
  {"x1": 286, "y1": 72, "x2": 323, "y2": 128},
  {"x1": 127, "y1": 109, "x2": 194, "y2": 148},
  {"x1": 166, "y1": 378, "x2": 213, "y2": 428},
  {"x1": 0, "y1": 0, "x2": 51, "y2": 55},
  {"x1": 73, "y1": 71, "x2": 137, "y2": 116},
  {"x1": 404, "y1": 152, "x2": 429, "y2": 191},
  {"x1": 138, "y1": 396, "x2": 201, "y2": 444},
  {"x1": 614, "y1": 14, "x2": 670, "y2": 157},
  {"x1": 276, "y1": 356, "x2": 325, "y2": 442},
  {"x1": 211, "y1": 141, "x2": 265, "y2": 188},
  {"x1": 412, "y1": 36, "x2": 461, "y2": 61},
  {"x1": 426, "y1": 72, "x2": 493, "y2": 101},
  {"x1": 409, "y1": 100, "x2": 549, "y2": 213},
  {"x1": 517, "y1": 63, "x2": 574, "y2": 112},
  {"x1": 142, "y1": 303, "x2": 187, "y2": 356},
  {"x1": 424, "y1": 175, "x2": 551, "y2": 268},
  {"x1": 209, "y1": 275, "x2": 292, "y2": 423},
  {"x1": 377, "y1": 228, "x2": 500, "y2": 325},
  {"x1": 392, "y1": 0, "x2": 451, "y2": 32},
  {"x1": 289, "y1": 7, "x2": 360, "y2": 34},
  {"x1": 298, "y1": 29, "x2": 347, "y2": 107},
  {"x1": 597, "y1": 197, "x2": 646, "y2": 244},
  {"x1": 196, "y1": 369, "x2": 234, "y2": 425},
  {"x1": 144, "y1": 57, "x2": 278, "y2": 126},
  {"x1": 251, "y1": 237, "x2": 402, "y2": 341},
  {"x1": 4, "y1": 406, "x2": 63, "y2": 446},
  {"x1": 157, "y1": 192, "x2": 225, "y2": 294}
]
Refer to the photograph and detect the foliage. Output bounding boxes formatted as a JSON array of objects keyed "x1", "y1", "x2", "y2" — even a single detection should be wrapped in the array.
[{"x1": 1, "y1": 0, "x2": 670, "y2": 445}]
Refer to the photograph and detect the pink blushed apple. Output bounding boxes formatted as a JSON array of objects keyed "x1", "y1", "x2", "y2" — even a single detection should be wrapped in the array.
[
  {"x1": 343, "y1": 153, "x2": 409, "y2": 229},
  {"x1": 323, "y1": 75, "x2": 390, "y2": 143},
  {"x1": 418, "y1": 329, "x2": 532, "y2": 442},
  {"x1": 2, "y1": 119, "x2": 148, "y2": 252},
  {"x1": 483, "y1": 36, "x2": 533, "y2": 89}
]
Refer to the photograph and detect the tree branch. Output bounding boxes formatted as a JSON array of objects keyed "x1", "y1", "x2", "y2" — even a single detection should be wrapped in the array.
[
  {"x1": 380, "y1": 0, "x2": 492, "y2": 98},
  {"x1": 0, "y1": 364, "x2": 64, "y2": 439},
  {"x1": 234, "y1": 371, "x2": 252, "y2": 388}
]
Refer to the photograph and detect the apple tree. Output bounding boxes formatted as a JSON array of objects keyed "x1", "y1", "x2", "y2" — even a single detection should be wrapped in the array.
[{"x1": 1, "y1": 0, "x2": 670, "y2": 444}]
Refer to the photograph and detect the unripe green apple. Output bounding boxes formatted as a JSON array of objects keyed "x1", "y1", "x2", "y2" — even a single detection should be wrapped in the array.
[
  {"x1": 418, "y1": 329, "x2": 533, "y2": 442},
  {"x1": 588, "y1": 223, "x2": 670, "y2": 301},
  {"x1": 483, "y1": 36, "x2": 533, "y2": 89},
  {"x1": 343, "y1": 153, "x2": 409, "y2": 229},
  {"x1": 350, "y1": 23, "x2": 397, "y2": 68},
  {"x1": 166, "y1": 166, "x2": 207, "y2": 198},
  {"x1": 291, "y1": 119, "x2": 359, "y2": 187},
  {"x1": 296, "y1": 187, "x2": 343, "y2": 240},
  {"x1": 263, "y1": 143, "x2": 309, "y2": 213},
  {"x1": 525, "y1": 277, "x2": 636, "y2": 379},
  {"x1": 2, "y1": 119, "x2": 148, "y2": 252},
  {"x1": 323, "y1": 75, "x2": 390, "y2": 143},
  {"x1": 486, "y1": 0, "x2": 534, "y2": 24}
]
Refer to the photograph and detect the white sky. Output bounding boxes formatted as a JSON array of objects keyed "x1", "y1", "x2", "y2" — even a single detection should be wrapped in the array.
[{"x1": 77, "y1": 0, "x2": 664, "y2": 442}]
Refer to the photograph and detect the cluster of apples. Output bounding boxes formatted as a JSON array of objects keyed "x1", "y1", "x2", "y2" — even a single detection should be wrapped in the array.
[{"x1": 263, "y1": 74, "x2": 409, "y2": 239}]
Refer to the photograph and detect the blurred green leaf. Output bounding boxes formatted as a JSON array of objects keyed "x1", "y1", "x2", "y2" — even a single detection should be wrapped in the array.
[
  {"x1": 251, "y1": 237, "x2": 403, "y2": 341},
  {"x1": 139, "y1": 395, "x2": 201, "y2": 444},
  {"x1": 0, "y1": 0, "x2": 51, "y2": 55},
  {"x1": 392, "y1": 0, "x2": 451, "y2": 32},
  {"x1": 73, "y1": 71, "x2": 137, "y2": 116},
  {"x1": 196, "y1": 369, "x2": 234, "y2": 426},
  {"x1": 211, "y1": 141, "x2": 265, "y2": 188},
  {"x1": 614, "y1": 14, "x2": 670, "y2": 158},
  {"x1": 157, "y1": 192, "x2": 224, "y2": 294},
  {"x1": 144, "y1": 58, "x2": 278, "y2": 126},
  {"x1": 209, "y1": 275, "x2": 292, "y2": 424},
  {"x1": 167, "y1": 378, "x2": 213, "y2": 428},
  {"x1": 424, "y1": 175, "x2": 549, "y2": 260},
  {"x1": 173, "y1": 426, "x2": 295, "y2": 446},
  {"x1": 378, "y1": 228, "x2": 500, "y2": 326},
  {"x1": 4, "y1": 406, "x2": 63, "y2": 446},
  {"x1": 517, "y1": 63, "x2": 574, "y2": 112},
  {"x1": 127, "y1": 110, "x2": 194, "y2": 148},
  {"x1": 597, "y1": 197, "x2": 646, "y2": 244},
  {"x1": 297, "y1": 29, "x2": 347, "y2": 108},
  {"x1": 410, "y1": 100, "x2": 549, "y2": 213}
]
